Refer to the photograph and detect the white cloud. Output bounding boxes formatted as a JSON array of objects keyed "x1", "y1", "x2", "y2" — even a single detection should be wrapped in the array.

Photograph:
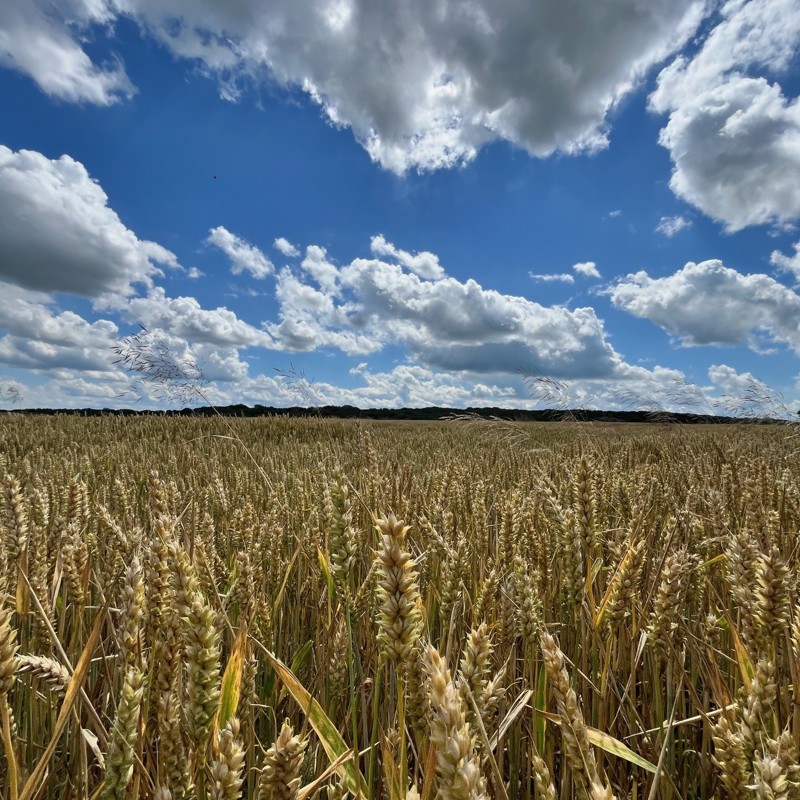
[
  {"x1": 650, "y1": 0, "x2": 800, "y2": 231},
  {"x1": 771, "y1": 241, "x2": 800, "y2": 281},
  {"x1": 708, "y1": 363, "x2": 768, "y2": 395},
  {"x1": 236, "y1": 360, "x2": 695, "y2": 412},
  {"x1": 656, "y1": 215, "x2": 692, "y2": 236},
  {"x1": 0, "y1": 282, "x2": 119, "y2": 372},
  {"x1": 0, "y1": 145, "x2": 178, "y2": 299},
  {"x1": 0, "y1": 0, "x2": 135, "y2": 104},
  {"x1": 0, "y1": 146, "x2": 268, "y2": 394},
  {"x1": 3, "y1": 0, "x2": 706, "y2": 173},
  {"x1": 0, "y1": 277, "x2": 261, "y2": 384},
  {"x1": 325, "y1": 364, "x2": 519, "y2": 408},
  {"x1": 192, "y1": 343, "x2": 250, "y2": 383},
  {"x1": 298, "y1": 245, "x2": 341, "y2": 296},
  {"x1": 0, "y1": 145, "x2": 274, "y2": 387},
  {"x1": 608, "y1": 259, "x2": 800, "y2": 354},
  {"x1": 112, "y1": 326, "x2": 252, "y2": 394},
  {"x1": 266, "y1": 238, "x2": 629, "y2": 379},
  {"x1": 269, "y1": 267, "x2": 378, "y2": 356},
  {"x1": 115, "y1": 287, "x2": 274, "y2": 348},
  {"x1": 1, "y1": 373, "x2": 135, "y2": 409},
  {"x1": 187, "y1": 267, "x2": 204, "y2": 279},
  {"x1": 0, "y1": 283, "x2": 115, "y2": 347},
  {"x1": 1, "y1": 352, "x2": 750, "y2": 413},
  {"x1": 370, "y1": 235, "x2": 445, "y2": 280},
  {"x1": 274, "y1": 237, "x2": 300, "y2": 258},
  {"x1": 608, "y1": 209, "x2": 623, "y2": 218},
  {"x1": 527, "y1": 363, "x2": 697, "y2": 413},
  {"x1": 121, "y1": 361, "x2": 521, "y2": 410},
  {"x1": 207, "y1": 226, "x2": 273, "y2": 279},
  {"x1": 706, "y1": 364, "x2": 795, "y2": 419},
  {"x1": 573, "y1": 261, "x2": 601, "y2": 278},
  {"x1": 529, "y1": 273, "x2": 575, "y2": 284}
]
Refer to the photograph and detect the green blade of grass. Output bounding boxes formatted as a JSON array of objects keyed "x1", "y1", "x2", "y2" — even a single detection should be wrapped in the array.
[{"x1": 534, "y1": 665, "x2": 548, "y2": 756}]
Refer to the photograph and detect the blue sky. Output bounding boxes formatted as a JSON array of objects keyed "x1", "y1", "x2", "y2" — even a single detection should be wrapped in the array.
[{"x1": 1, "y1": 0, "x2": 799, "y2": 412}]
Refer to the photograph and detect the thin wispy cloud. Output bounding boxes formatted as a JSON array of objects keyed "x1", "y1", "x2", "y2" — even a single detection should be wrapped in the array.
[
  {"x1": 529, "y1": 272, "x2": 575, "y2": 284},
  {"x1": 656, "y1": 215, "x2": 692, "y2": 237}
]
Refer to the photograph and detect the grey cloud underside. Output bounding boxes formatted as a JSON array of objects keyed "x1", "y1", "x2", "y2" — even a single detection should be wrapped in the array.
[
  {"x1": 0, "y1": 142, "x2": 630, "y2": 384},
  {"x1": 3, "y1": 0, "x2": 705, "y2": 172},
  {"x1": 0, "y1": 146, "x2": 269, "y2": 376},
  {"x1": 0, "y1": 339, "x2": 111, "y2": 372},
  {"x1": 268, "y1": 250, "x2": 625, "y2": 378},
  {"x1": 417, "y1": 340, "x2": 618, "y2": 379},
  {"x1": 0, "y1": 0, "x2": 134, "y2": 105},
  {"x1": 609, "y1": 260, "x2": 800, "y2": 353},
  {"x1": 771, "y1": 241, "x2": 800, "y2": 280},
  {"x1": 0, "y1": 283, "x2": 119, "y2": 371},
  {"x1": 650, "y1": 0, "x2": 800, "y2": 231},
  {"x1": 116, "y1": 289, "x2": 273, "y2": 348},
  {"x1": 6, "y1": 0, "x2": 800, "y2": 233},
  {"x1": 0, "y1": 146, "x2": 175, "y2": 298}
]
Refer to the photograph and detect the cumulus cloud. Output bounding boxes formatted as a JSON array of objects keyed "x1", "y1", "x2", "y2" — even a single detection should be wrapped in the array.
[
  {"x1": 133, "y1": 361, "x2": 521, "y2": 410},
  {"x1": 656, "y1": 215, "x2": 692, "y2": 237},
  {"x1": 194, "y1": 346, "x2": 250, "y2": 383},
  {"x1": 650, "y1": 0, "x2": 800, "y2": 231},
  {"x1": 269, "y1": 267, "x2": 378, "y2": 356},
  {"x1": 0, "y1": 282, "x2": 119, "y2": 372},
  {"x1": 2, "y1": 0, "x2": 706, "y2": 173},
  {"x1": 706, "y1": 363, "x2": 794, "y2": 419},
  {"x1": 608, "y1": 260, "x2": 800, "y2": 353},
  {"x1": 207, "y1": 226, "x2": 273, "y2": 279},
  {"x1": 771, "y1": 241, "x2": 800, "y2": 281},
  {"x1": 529, "y1": 273, "x2": 575, "y2": 283},
  {"x1": 0, "y1": 372, "x2": 136, "y2": 409},
  {"x1": 0, "y1": 0, "x2": 135, "y2": 104},
  {"x1": 0, "y1": 284, "x2": 115, "y2": 347},
  {"x1": 370, "y1": 235, "x2": 445, "y2": 280},
  {"x1": 0, "y1": 145, "x2": 178, "y2": 298},
  {"x1": 115, "y1": 287, "x2": 274, "y2": 348},
  {"x1": 0, "y1": 145, "x2": 273, "y2": 388},
  {"x1": 0, "y1": 276, "x2": 260, "y2": 386},
  {"x1": 708, "y1": 363, "x2": 768, "y2": 395},
  {"x1": 265, "y1": 238, "x2": 629, "y2": 379},
  {"x1": 295, "y1": 245, "x2": 339, "y2": 296},
  {"x1": 234, "y1": 361, "x2": 690, "y2": 411},
  {"x1": 115, "y1": 330, "x2": 252, "y2": 402},
  {"x1": 573, "y1": 261, "x2": 601, "y2": 278},
  {"x1": 0, "y1": 352, "x2": 718, "y2": 412},
  {"x1": 332, "y1": 364, "x2": 518, "y2": 408},
  {"x1": 274, "y1": 237, "x2": 300, "y2": 258}
]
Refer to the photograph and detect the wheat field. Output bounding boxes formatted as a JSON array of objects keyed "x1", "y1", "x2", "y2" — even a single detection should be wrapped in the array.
[{"x1": 0, "y1": 414, "x2": 798, "y2": 800}]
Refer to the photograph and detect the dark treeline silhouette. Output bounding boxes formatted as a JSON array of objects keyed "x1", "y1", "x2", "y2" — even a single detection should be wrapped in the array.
[{"x1": 0, "y1": 404, "x2": 781, "y2": 423}]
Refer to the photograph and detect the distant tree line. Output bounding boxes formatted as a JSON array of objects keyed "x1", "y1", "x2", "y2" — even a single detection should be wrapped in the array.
[{"x1": 0, "y1": 403, "x2": 779, "y2": 424}]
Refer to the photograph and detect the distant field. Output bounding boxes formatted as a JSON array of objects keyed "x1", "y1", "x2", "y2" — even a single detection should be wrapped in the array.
[{"x1": 0, "y1": 415, "x2": 798, "y2": 800}]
